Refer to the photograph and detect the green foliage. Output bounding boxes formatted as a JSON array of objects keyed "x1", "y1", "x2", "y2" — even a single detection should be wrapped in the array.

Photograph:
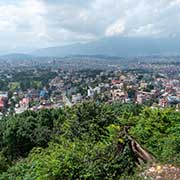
[
  {"x1": 8, "y1": 82, "x2": 20, "y2": 91},
  {"x1": 0, "y1": 102, "x2": 179, "y2": 179},
  {"x1": 0, "y1": 133, "x2": 135, "y2": 180},
  {"x1": 0, "y1": 152, "x2": 9, "y2": 173},
  {"x1": 130, "y1": 108, "x2": 180, "y2": 165},
  {"x1": 0, "y1": 109, "x2": 60, "y2": 160}
]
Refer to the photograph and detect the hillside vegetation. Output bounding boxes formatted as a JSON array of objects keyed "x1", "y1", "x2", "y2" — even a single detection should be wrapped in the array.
[{"x1": 0, "y1": 102, "x2": 179, "y2": 179}]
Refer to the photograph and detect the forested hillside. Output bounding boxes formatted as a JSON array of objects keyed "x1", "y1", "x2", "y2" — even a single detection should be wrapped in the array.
[{"x1": 0, "y1": 102, "x2": 179, "y2": 179}]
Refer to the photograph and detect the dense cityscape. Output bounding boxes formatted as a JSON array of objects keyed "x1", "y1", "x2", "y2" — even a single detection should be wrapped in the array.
[{"x1": 0, "y1": 56, "x2": 179, "y2": 118}]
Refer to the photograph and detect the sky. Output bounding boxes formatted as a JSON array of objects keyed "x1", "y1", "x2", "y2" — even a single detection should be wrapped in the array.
[{"x1": 0, "y1": 0, "x2": 180, "y2": 53}]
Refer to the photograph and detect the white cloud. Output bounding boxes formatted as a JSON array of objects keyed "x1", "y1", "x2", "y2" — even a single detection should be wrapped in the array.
[
  {"x1": 0, "y1": 0, "x2": 180, "y2": 53},
  {"x1": 105, "y1": 19, "x2": 125, "y2": 37},
  {"x1": 0, "y1": 0, "x2": 48, "y2": 52},
  {"x1": 0, "y1": 0, "x2": 47, "y2": 30},
  {"x1": 128, "y1": 24, "x2": 163, "y2": 37}
]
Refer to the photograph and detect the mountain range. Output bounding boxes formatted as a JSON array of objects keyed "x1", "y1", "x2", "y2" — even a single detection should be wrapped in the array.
[
  {"x1": 31, "y1": 36, "x2": 180, "y2": 57},
  {"x1": 1, "y1": 36, "x2": 180, "y2": 59}
]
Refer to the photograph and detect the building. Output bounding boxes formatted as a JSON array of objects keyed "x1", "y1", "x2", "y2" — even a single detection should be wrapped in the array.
[
  {"x1": 111, "y1": 89, "x2": 128, "y2": 102},
  {"x1": 72, "y1": 93, "x2": 82, "y2": 104}
]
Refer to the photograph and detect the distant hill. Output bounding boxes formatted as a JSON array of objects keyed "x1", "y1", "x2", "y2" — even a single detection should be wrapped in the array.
[
  {"x1": 1, "y1": 36, "x2": 180, "y2": 59},
  {"x1": 0, "y1": 53, "x2": 35, "y2": 61},
  {"x1": 31, "y1": 36, "x2": 180, "y2": 57}
]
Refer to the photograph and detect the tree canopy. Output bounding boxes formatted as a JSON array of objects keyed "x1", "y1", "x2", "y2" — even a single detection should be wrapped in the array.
[{"x1": 0, "y1": 102, "x2": 179, "y2": 179}]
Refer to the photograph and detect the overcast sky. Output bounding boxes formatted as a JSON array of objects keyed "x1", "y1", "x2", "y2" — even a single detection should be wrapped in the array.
[{"x1": 0, "y1": 0, "x2": 180, "y2": 53}]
